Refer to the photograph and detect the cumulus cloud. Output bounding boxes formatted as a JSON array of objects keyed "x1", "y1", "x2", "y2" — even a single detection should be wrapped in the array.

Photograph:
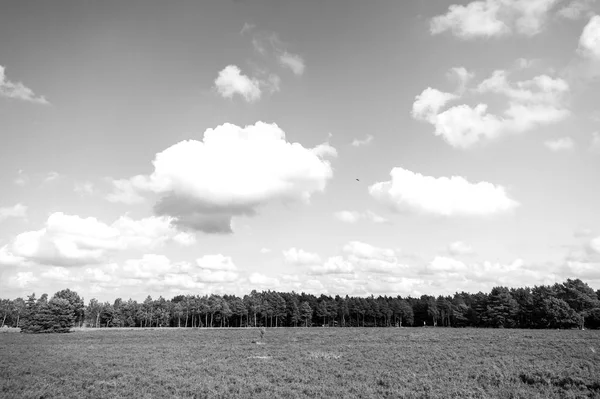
[
  {"x1": 194, "y1": 254, "x2": 239, "y2": 283},
  {"x1": 283, "y1": 247, "x2": 322, "y2": 265},
  {"x1": 343, "y1": 241, "x2": 405, "y2": 274},
  {"x1": 578, "y1": 15, "x2": 600, "y2": 60},
  {"x1": 249, "y1": 272, "x2": 280, "y2": 287},
  {"x1": 309, "y1": 256, "x2": 354, "y2": 275},
  {"x1": 3, "y1": 212, "x2": 194, "y2": 267},
  {"x1": 412, "y1": 68, "x2": 570, "y2": 148},
  {"x1": 351, "y1": 134, "x2": 374, "y2": 147},
  {"x1": 333, "y1": 210, "x2": 388, "y2": 224},
  {"x1": 0, "y1": 65, "x2": 49, "y2": 104},
  {"x1": 369, "y1": 167, "x2": 519, "y2": 216},
  {"x1": 214, "y1": 65, "x2": 262, "y2": 102},
  {"x1": 278, "y1": 52, "x2": 305, "y2": 75},
  {"x1": 544, "y1": 137, "x2": 575, "y2": 151},
  {"x1": 430, "y1": 0, "x2": 560, "y2": 39},
  {"x1": 447, "y1": 241, "x2": 475, "y2": 256},
  {"x1": 260, "y1": 247, "x2": 271, "y2": 254},
  {"x1": 0, "y1": 203, "x2": 27, "y2": 222},
  {"x1": 114, "y1": 122, "x2": 336, "y2": 234}
]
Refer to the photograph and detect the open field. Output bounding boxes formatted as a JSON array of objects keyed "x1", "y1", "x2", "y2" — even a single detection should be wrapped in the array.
[{"x1": 1, "y1": 328, "x2": 600, "y2": 398}]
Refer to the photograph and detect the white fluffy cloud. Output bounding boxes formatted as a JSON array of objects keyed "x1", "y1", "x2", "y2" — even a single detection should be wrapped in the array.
[
  {"x1": 578, "y1": 15, "x2": 600, "y2": 59},
  {"x1": 278, "y1": 52, "x2": 305, "y2": 75},
  {"x1": 430, "y1": 0, "x2": 560, "y2": 39},
  {"x1": 3, "y1": 212, "x2": 195, "y2": 267},
  {"x1": 544, "y1": 137, "x2": 575, "y2": 151},
  {"x1": 249, "y1": 272, "x2": 280, "y2": 286},
  {"x1": 214, "y1": 65, "x2": 262, "y2": 102},
  {"x1": 0, "y1": 65, "x2": 49, "y2": 104},
  {"x1": 412, "y1": 68, "x2": 570, "y2": 148},
  {"x1": 343, "y1": 241, "x2": 405, "y2": 274},
  {"x1": 115, "y1": 122, "x2": 336, "y2": 233},
  {"x1": 283, "y1": 248, "x2": 322, "y2": 265},
  {"x1": 0, "y1": 203, "x2": 27, "y2": 222},
  {"x1": 369, "y1": 167, "x2": 519, "y2": 216}
]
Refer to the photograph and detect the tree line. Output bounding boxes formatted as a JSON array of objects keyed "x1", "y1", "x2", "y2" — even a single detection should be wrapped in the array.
[{"x1": 1, "y1": 278, "x2": 600, "y2": 333}]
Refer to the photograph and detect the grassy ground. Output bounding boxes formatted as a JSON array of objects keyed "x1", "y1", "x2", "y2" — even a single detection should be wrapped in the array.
[{"x1": 1, "y1": 327, "x2": 599, "y2": 398}]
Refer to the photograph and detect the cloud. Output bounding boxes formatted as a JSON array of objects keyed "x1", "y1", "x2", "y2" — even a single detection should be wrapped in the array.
[
  {"x1": 115, "y1": 122, "x2": 336, "y2": 234},
  {"x1": 412, "y1": 68, "x2": 570, "y2": 148},
  {"x1": 214, "y1": 65, "x2": 262, "y2": 102},
  {"x1": 309, "y1": 256, "x2": 354, "y2": 275},
  {"x1": 342, "y1": 241, "x2": 404, "y2": 274},
  {"x1": 283, "y1": 247, "x2": 322, "y2": 265},
  {"x1": 249, "y1": 272, "x2": 280, "y2": 286},
  {"x1": 246, "y1": 28, "x2": 306, "y2": 79},
  {"x1": 333, "y1": 210, "x2": 389, "y2": 224},
  {"x1": 578, "y1": 15, "x2": 600, "y2": 60},
  {"x1": 0, "y1": 203, "x2": 27, "y2": 222},
  {"x1": 0, "y1": 65, "x2": 49, "y2": 104},
  {"x1": 74, "y1": 181, "x2": 94, "y2": 197},
  {"x1": 369, "y1": 167, "x2": 519, "y2": 216},
  {"x1": 3, "y1": 212, "x2": 193, "y2": 267},
  {"x1": 333, "y1": 211, "x2": 362, "y2": 224},
  {"x1": 43, "y1": 172, "x2": 61, "y2": 184},
  {"x1": 194, "y1": 254, "x2": 239, "y2": 282},
  {"x1": 544, "y1": 137, "x2": 575, "y2": 151},
  {"x1": 448, "y1": 67, "x2": 476, "y2": 94},
  {"x1": 430, "y1": 0, "x2": 560, "y2": 39},
  {"x1": 411, "y1": 88, "x2": 459, "y2": 123},
  {"x1": 240, "y1": 22, "x2": 255, "y2": 36},
  {"x1": 278, "y1": 51, "x2": 305, "y2": 75},
  {"x1": 14, "y1": 170, "x2": 28, "y2": 186},
  {"x1": 447, "y1": 241, "x2": 475, "y2": 255},
  {"x1": 196, "y1": 254, "x2": 237, "y2": 271},
  {"x1": 106, "y1": 179, "x2": 146, "y2": 204},
  {"x1": 351, "y1": 134, "x2": 374, "y2": 147},
  {"x1": 260, "y1": 247, "x2": 271, "y2": 254},
  {"x1": 558, "y1": 0, "x2": 597, "y2": 20}
]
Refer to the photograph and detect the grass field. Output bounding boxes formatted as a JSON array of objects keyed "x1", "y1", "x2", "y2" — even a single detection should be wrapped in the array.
[{"x1": 1, "y1": 327, "x2": 599, "y2": 398}]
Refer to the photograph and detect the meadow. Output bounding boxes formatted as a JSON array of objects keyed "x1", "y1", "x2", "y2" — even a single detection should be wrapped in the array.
[{"x1": 1, "y1": 327, "x2": 599, "y2": 398}]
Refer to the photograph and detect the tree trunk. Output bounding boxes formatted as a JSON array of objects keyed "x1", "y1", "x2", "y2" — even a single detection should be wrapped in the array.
[
  {"x1": 185, "y1": 309, "x2": 188, "y2": 328},
  {"x1": 96, "y1": 312, "x2": 100, "y2": 328},
  {"x1": 16, "y1": 314, "x2": 20, "y2": 328},
  {"x1": 1, "y1": 314, "x2": 6, "y2": 328}
]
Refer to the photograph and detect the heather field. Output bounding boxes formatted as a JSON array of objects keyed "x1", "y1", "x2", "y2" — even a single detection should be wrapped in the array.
[{"x1": 1, "y1": 328, "x2": 599, "y2": 398}]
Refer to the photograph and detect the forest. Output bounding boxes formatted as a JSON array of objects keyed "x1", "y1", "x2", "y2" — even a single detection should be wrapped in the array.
[{"x1": 2, "y1": 278, "x2": 600, "y2": 333}]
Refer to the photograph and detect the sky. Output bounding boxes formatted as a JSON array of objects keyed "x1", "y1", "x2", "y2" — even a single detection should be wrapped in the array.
[{"x1": 1, "y1": 0, "x2": 600, "y2": 303}]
